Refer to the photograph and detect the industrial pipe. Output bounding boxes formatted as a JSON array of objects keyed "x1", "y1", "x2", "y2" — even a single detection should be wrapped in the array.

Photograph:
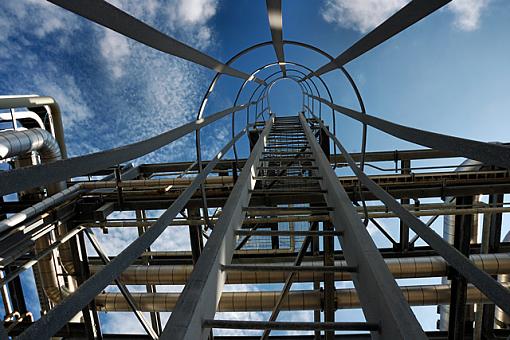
[
  {"x1": 89, "y1": 253, "x2": 510, "y2": 285},
  {"x1": 0, "y1": 95, "x2": 66, "y2": 157},
  {"x1": 0, "y1": 128, "x2": 61, "y2": 163},
  {"x1": 0, "y1": 123, "x2": 69, "y2": 310},
  {"x1": 94, "y1": 282, "x2": 510, "y2": 312}
]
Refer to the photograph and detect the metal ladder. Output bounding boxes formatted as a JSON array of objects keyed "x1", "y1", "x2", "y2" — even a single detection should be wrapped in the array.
[
  {"x1": 205, "y1": 116, "x2": 376, "y2": 338},
  {"x1": 167, "y1": 115, "x2": 425, "y2": 340}
]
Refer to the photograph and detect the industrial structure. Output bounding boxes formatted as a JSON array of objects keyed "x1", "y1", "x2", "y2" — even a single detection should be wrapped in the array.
[{"x1": 1, "y1": 1, "x2": 510, "y2": 339}]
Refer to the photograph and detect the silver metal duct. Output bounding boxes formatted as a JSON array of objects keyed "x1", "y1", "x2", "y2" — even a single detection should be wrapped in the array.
[
  {"x1": 0, "y1": 126, "x2": 68, "y2": 309},
  {"x1": 0, "y1": 184, "x2": 83, "y2": 235},
  {"x1": 94, "y1": 282, "x2": 510, "y2": 312},
  {"x1": 0, "y1": 95, "x2": 67, "y2": 157},
  {"x1": 89, "y1": 253, "x2": 510, "y2": 285},
  {"x1": 0, "y1": 128, "x2": 61, "y2": 163}
]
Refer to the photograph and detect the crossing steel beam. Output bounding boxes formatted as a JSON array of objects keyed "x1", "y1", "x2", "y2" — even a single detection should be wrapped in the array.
[
  {"x1": 266, "y1": 0, "x2": 286, "y2": 76},
  {"x1": 309, "y1": 95, "x2": 510, "y2": 169},
  {"x1": 85, "y1": 229, "x2": 158, "y2": 340},
  {"x1": 47, "y1": 0, "x2": 265, "y2": 85},
  {"x1": 304, "y1": 0, "x2": 452, "y2": 78}
]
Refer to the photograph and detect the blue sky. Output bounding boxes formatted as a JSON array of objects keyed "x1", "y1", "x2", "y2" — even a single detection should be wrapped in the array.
[{"x1": 1, "y1": 0, "x2": 509, "y2": 336}]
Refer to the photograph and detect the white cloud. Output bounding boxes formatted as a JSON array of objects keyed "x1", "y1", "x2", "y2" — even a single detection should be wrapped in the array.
[
  {"x1": 321, "y1": 0, "x2": 490, "y2": 33},
  {"x1": 448, "y1": 0, "x2": 489, "y2": 31},
  {"x1": 0, "y1": 0, "x2": 81, "y2": 42},
  {"x1": 321, "y1": 0, "x2": 407, "y2": 34},
  {"x1": 100, "y1": 0, "x2": 219, "y2": 79},
  {"x1": 170, "y1": 0, "x2": 218, "y2": 25},
  {"x1": 99, "y1": 30, "x2": 131, "y2": 78},
  {"x1": 33, "y1": 71, "x2": 93, "y2": 130}
]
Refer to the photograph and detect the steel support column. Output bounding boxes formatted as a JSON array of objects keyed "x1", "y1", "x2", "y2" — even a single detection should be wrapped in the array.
[
  {"x1": 399, "y1": 159, "x2": 411, "y2": 251},
  {"x1": 187, "y1": 207, "x2": 204, "y2": 264},
  {"x1": 481, "y1": 193, "x2": 504, "y2": 339},
  {"x1": 448, "y1": 196, "x2": 473, "y2": 340}
]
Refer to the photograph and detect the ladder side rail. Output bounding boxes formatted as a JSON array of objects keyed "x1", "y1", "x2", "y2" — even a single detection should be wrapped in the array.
[
  {"x1": 161, "y1": 116, "x2": 274, "y2": 340},
  {"x1": 299, "y1": 113, "x2": 427, "y2": 340},
  {"x1": 307, "y1": 111, "x2": 510, "y2": 316}
]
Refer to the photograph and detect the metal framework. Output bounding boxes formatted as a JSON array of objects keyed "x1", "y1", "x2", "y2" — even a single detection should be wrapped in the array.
[{"x1": 1, "y1": 1, "x2": 510, "y2": 340}]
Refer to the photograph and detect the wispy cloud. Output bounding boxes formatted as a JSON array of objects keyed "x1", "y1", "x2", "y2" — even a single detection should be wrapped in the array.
[
  {"x1": 321, "y1": 0, "x2": 490, "y2": 33},
  {"x1": 321, "y1": 0, "x2": 407, "y2": 34},
  {"x1": 0, "y1": 0, "x2": 223, "y2": 163},
  {"x1": 449, "y1": 0, "x2": 489, "y2": 31}
]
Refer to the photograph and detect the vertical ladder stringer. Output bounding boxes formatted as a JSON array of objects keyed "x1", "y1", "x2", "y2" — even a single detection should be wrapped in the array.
[
  {"x1": 298, "y1": 113, "x2": 427, "y2": 339},
  {"x1": 160, "y1": 116, "x2": 274, "y2": 339}
]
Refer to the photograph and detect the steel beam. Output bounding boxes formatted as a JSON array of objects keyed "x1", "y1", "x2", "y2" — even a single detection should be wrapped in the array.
[
  {"x1": 399, "y1": 159, "x2": 411, "y2": 251},
  {"x1": 299, "y1": 113, "x2": 426, "y2": 339},
  {"x1": 306, "y1": 0, "x2": 451, "y2": 78},
  {"x1": 266, "y1": 0, "x2": 286, "y2": 76},
  {"x1": 203, "y1": 320, "x2": 378, "y2": 331},
  {"x1": 47, "y1": 0, "x2": 265, "y2": 85},
  {"x1": 310, "y1": 95, "x2": 510, "y2": 169},
  {"x1": 160, "y1": 117, "x2": 274, "y2": 340}
]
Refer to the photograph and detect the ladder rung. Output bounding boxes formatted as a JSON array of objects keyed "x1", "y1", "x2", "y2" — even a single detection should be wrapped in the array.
[
  {"x1": 249, "y1": 189, "x2": 327, "y2": 194},
  {"x1": 235, "y1": 230, "x2": 342, "y2": 236},
  {"x1": 243, "y1": 215, "x2": 330, "y2": 224},
  {"x1": 257, "y1": 166, "x2": 318, "y2": 170},
  {"x1": 243, "y1": 206, "x2": 332, "y2": 210},
  {"x1": 221, "y1": 265, "x2": 356, "y2": 273},
  {"x1": 254, "y1": 176, "x2": 322, "y2": 180},
  {"x1": 243, "y1": 207, "x2": 332, "y2": 216},
  {"x1": 202, "y1": 320, "x2": 377, "y2": 331},
  {"x1": 260, "y1": 157, "x2": 313, "y2": 162},
  {"x1": 262, "y1": 151, "x2": 312, "y2": 154}
]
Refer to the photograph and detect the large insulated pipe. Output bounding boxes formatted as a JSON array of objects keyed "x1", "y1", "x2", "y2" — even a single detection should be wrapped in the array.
[
  {"x1": 0, "y1": 95, "x2": 67, "y2": 157},
  {"x1": 94, "y1": 282, "x2": 510, "y2": 312},
  {"x1": 0, "y1": 128, "x2": 61, "y2": 164},
  {"x1": 89, "y1": 253, "x2": 510, "y2": 285},
  {"x1": 0, "y1": 127, "x2": 68, "y2": 308}
]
